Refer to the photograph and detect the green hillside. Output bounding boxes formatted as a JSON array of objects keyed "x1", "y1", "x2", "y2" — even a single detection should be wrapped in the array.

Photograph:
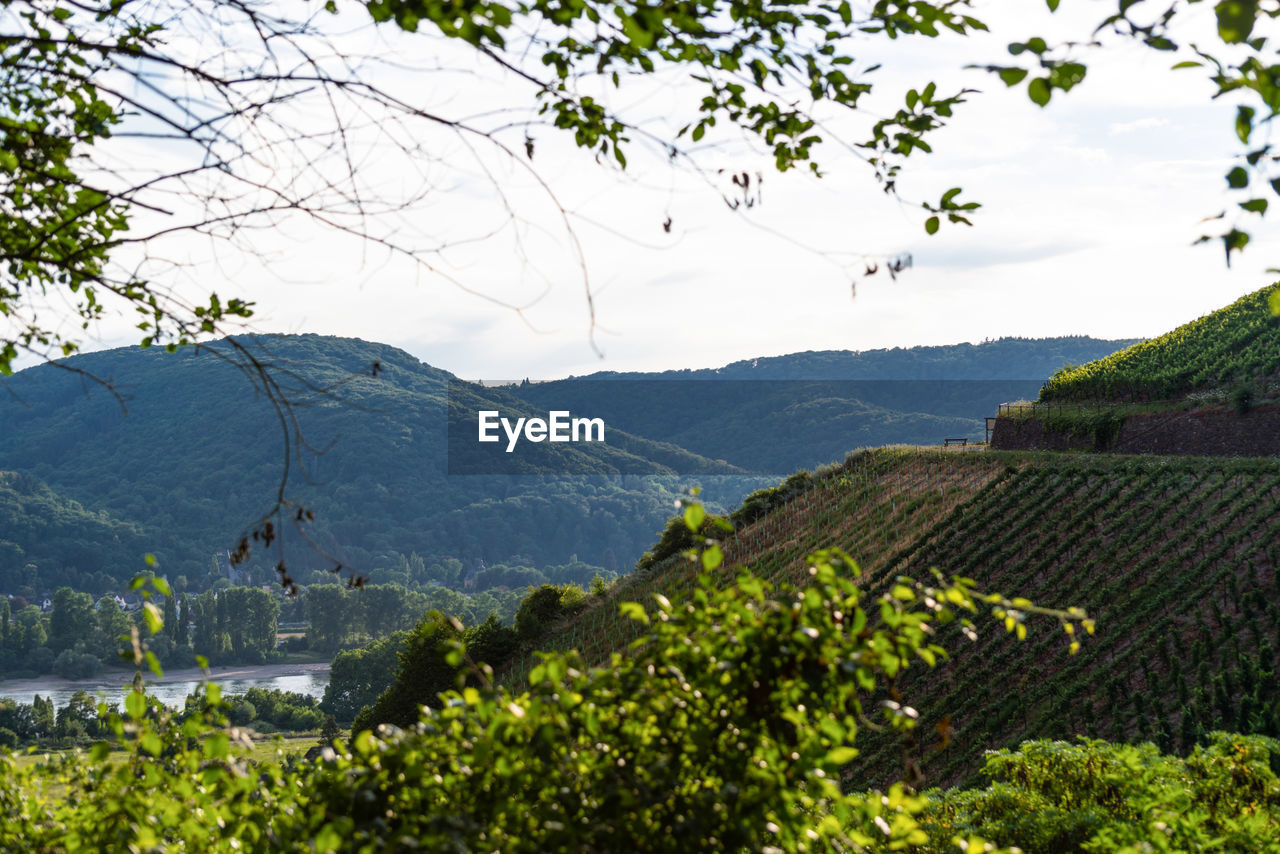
[
  {"x1": 0, "y1": 334, "x2": 1136, "y2": 591},
  {"x1": 1041, "y1": 284, "x2": 1280, "y2": 402},
  {"x1": 0, "y1": 335, "x2": 742, "y2": 589},
  {"x1": 0, "y1": 471, "x2": 149, "y2": 592},
  {"x1": 511, "y1": 448, "x2": 1280, "y2": 788}
]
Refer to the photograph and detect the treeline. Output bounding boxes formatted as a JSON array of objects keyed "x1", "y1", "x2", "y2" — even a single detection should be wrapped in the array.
[
  {"x1": 0, "y1": 578, "x2": 570, "y2": 681},
  {"x1": 0, "y1": 686, "x2": 326, "y2": 750},
  {"x1": 321, "y1": 582, "x2": 597, "y2": 725},
  {"x1": 300, "y1": 583, "x2": 528, "y2": 654},
  {"x1": 0, "y1": 585, "x2": 282, "y2": 680}
]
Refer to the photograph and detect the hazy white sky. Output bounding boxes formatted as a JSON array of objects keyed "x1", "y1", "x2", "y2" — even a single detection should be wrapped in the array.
[{"x1": 47, "y1": 1, "x2": 1280, "y2": 380}]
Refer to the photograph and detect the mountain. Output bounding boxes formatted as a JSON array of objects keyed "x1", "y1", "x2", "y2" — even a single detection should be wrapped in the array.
[
  {"x1": 0, "y1": 335, "x2": 743, "y2": 590},
  {"x1": 508, "y1": 337, "x2": 1138, "y2": 471},
  {"x1": 0, "y1": 471, "x2": 149, "y2": 593},
  {"x1": 0, "y1": 334, "x2": 1136, "y2": 594},
  {"x1": 573, "y1": 336, "x2": 1141, "y2": 381}
]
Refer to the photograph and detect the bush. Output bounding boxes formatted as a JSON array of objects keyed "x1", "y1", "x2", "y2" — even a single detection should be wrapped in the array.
[
  {"x1": 0, "y1": 727, "x2": 16, "y2": 749},
  {"x1": 228, "y1": 699, "x2": 257, "y2": 726},
  {"x1": 1233, "y1": 383, "x2": 1255, "y2": 414},
  {"x1": 918, "y1": 734, "x2": 1280, "y2": 853},
  {"x1": 279, "y1": 635, "x2": 309, "y2": 652},
  {"x1": 53, "y1": 649, "x2": 100, "y2": 680},
  {"x1": 514, "y1": 584, "x2": 586, "y2": 642}
]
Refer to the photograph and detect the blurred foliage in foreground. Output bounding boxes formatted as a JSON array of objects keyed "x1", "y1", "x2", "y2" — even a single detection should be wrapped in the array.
[{"x1": 1, "y1": 526, "x2": 1274, "y2": 851}]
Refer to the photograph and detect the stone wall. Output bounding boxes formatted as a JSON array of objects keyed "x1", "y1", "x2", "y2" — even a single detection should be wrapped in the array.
[{"x1": 991, "y1": 405, "x2": 1280, "y2": 456}]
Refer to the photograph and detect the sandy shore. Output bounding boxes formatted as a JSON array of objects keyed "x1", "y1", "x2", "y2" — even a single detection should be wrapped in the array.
[{"x1": 0, "y1": 660, "x2": 330, "y2": 695}]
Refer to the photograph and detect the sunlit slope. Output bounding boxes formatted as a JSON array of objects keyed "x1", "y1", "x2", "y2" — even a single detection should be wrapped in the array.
[
  {"x1": 515, "y1": 448, "x2": 1280, "y2": 790},
  {"x1": 1041, "y1": 284, "x2": 1280, "y2": 401},
  {"x1": 504, "y1": 448, "x2": 1006, "y2": 681}
]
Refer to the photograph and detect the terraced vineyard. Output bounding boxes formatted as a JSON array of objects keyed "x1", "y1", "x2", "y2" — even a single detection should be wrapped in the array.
[
  {"x1": 508, "y1": 448, "x2": 1280, "y2": 790},
  {"x1": 1041, "y1": 284, "x2": 1280, "y2": 401},
  {"x1": 502, "y1": 447, "x2": 1006, "y2": 684},
  {"x1": 859, "y1": 454, "x2": 1280, "y2": 787}
]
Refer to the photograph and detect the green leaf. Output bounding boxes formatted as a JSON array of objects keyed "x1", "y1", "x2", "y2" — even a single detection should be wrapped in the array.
[
  {"x1": 701, "y1": 543, "x2": 723, "y2": 571},
  {"x1": 683, "y1": 504, "x2": 706, "y2": 532},
  {"x1": 153, "y1": 577, "x2": 171, "y2": 597},
  {"x1": 1223, "y1": 228, "x2": 1250, "y2": 266},
  {"x1": 314, "y1": 826, "x2": 343, "y2": 853},
  {"x1": 925, "y1": 216, "x2": 939, "y2": 235},
  {"x1": 1028, "y1": 78, "x2": 1051, "y2": 107},
  {"x1": 1267, "y1": 290, "x2": 1280, "y2": 316},
  {"x1": 1241, "y1": 198, "x2": 1267, "y2": 215},
  {"x1": 619, "y1": 602, "x2": 649, "y2": 624},
  {"x1": 827, "y1": 746, "x2": 859, "y2": 764},
  {"x1": 143, "y1": 601, "x2": 163, "y2": 635},
  {"x1": 1215, "y1": 0, "x2": 1258, "y2": 44},
  {"x1": 997, "y1": 67, "x2": 1028, "y2": 87},
  {"x1": 1227, "y1": 166, "x2": 1249, "y2": 189},
  {"x1": 204, "y1": 731, "x2": 229, "y2": 759},
  {"x1": 1236, "y1": 106, "x2": 1256, "y2": 144},
  {"x1": 125, "y1": 689, "x2": 146, "y2": 720}
]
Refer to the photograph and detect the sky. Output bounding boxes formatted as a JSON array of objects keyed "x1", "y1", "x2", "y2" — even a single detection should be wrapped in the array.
[{"x1": 23, "y1": 0, "x2": 1280, "y2": 381}]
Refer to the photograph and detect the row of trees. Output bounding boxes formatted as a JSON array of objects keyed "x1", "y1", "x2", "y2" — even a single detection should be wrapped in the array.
[
  {"x1": 303, "y1": 583, "x2": 528, "y2": 653},
  {"x1": 0, "y1": 585, "x2": 283, "y2": 679},
  {"x1": 0, "y1": 576, "x2": 566, "y2": 680},
  {"x1": 0, "y1": 691, "x2": 108, "y2": 748}
]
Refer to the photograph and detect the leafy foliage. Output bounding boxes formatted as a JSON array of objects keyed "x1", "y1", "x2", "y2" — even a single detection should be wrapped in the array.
[
  {"x1": 0, "y1": 525, "x2": 1076, "y2": 851},
  {"x1": 918, "y1": 735, "x2": 1280, "y2": 853}
]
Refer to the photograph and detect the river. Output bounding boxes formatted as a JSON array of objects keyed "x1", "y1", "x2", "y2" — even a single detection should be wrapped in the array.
[{"x1": 0, "y1": 663, "x2": 330, "y2": 710}]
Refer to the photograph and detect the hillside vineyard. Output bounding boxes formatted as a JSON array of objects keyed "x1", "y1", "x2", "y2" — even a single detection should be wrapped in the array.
[{"x1": 518, "y1": 448, "x2": 1280, "y2": 787}]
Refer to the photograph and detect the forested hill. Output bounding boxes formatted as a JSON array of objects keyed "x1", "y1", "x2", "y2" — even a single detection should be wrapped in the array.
[
  {"x1": 0, "y1": 334, "x2": 1135, "y2": 593},
  {"x1": 0, "y1": 335, "x2": 739, "y2": 589},
  {"x1": 569, "y1": 336, "x2": 1140, "y2": 381}
]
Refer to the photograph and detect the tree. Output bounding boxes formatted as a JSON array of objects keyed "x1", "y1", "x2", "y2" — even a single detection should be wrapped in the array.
[
  {"x1": 162, "y1": 594, "x2": 176, "y2": 641},
  {"x1": 47, "y1": 587, "x2": 93, "y2": 655},
  {"x1": 29, "y1": 694, "x2": 54, "y2": 739},
  {"x1": 320, "y1": 630, "x2": 410, "y2": 722},
  {"x1": 305, "y1": 585, "x2": 356, "y2": 653},
  {"x1": 176, "y1": 593, "x2": 190, "y2": 648},
  {"x1": 95, "y1": 595, "x2": 132, "y2": 662}
]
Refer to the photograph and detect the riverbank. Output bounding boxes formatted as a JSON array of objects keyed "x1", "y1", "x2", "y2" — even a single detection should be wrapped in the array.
[{"x1": 0, "y1": 660, "x2": 331, "y2": 699}]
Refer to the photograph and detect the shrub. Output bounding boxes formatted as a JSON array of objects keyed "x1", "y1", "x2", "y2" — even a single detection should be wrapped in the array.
[
  {"x1": 514, "y1": 584, "x2": 586, "y2": 642},
  {"x1": 1233, "y1": 383, "x2": 1255, "y2": 414},
  {"x1": 53, "y1": 649, "x2": 101, "y2": 680}
]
